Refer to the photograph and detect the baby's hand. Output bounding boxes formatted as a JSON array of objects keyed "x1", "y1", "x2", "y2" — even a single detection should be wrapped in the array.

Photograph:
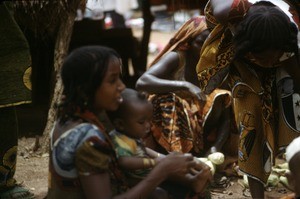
[{"x1": 184, "y1": 82, "x2": 206, "y2": 102}]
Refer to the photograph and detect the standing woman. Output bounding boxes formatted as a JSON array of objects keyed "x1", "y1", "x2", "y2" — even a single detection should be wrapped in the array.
[
  {"x1": 48, "y1": 46, "x2": 211, "y2": 199},
  {"x1": 196, "y1": 0, "x2": 300, "y2": 198}
]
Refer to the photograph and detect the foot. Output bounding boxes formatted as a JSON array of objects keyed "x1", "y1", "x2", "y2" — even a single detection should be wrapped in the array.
[{"x1": 0, "y1": 185, "x2": 34, "y2": 199}]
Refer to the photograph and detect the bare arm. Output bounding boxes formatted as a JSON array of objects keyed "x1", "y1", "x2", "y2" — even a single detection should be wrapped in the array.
[
  {"x1": 136, "y1": 51, "x2": 205, "y2": 101},
  {"x1": 117, "y1": 156, "x2": 155, "y2": 170},
  {"x1": 136, "y1": 51, "x2": 188, "y2": 93},
  {"x1": 80, "y1": 153, "x2": 197, "y2": 199},
  {"x1": 146, "y1": 147, "x2": 166, "y2": 159}
]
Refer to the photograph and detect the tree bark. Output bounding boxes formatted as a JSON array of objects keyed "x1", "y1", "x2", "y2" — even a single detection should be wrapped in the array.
[{"x1": 41, "y1": 6, "x2": 79, "y2": 152}]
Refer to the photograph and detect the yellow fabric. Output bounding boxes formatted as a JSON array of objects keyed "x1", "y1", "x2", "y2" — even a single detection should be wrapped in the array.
[
  {"x1": 196, "y1": 0, "x2": 300, "y2": 184},
  {"x1": 113, "y1": 134, "x2": 137, "y2": 155},
  {"x1": 196, "y1": 0, "x2": 249, "y2": 94}
]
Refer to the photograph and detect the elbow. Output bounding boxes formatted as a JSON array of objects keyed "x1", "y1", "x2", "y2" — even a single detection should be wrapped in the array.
[
  {"x1": 136, "y1": 74, "x2": 158, "y2": 94},
  {"x1": 135, "y1": 75, "x2": 148, "y2": 91}
]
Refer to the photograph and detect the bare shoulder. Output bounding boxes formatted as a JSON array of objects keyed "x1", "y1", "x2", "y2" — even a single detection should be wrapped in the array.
[
  {"x1": 147, "y1": 51, "x2": 180, "y2": 74},
  {"x1": 210, "y1": 0, "x2": 234, "y2": 23}
]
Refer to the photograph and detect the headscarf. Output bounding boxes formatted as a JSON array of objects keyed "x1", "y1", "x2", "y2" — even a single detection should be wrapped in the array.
[
  {"x1": 196, "y1": 0, "x2": 250, "y2": 94},
  {"x1": 149, "y1": 15, "x2": 207, "y2": 66}
]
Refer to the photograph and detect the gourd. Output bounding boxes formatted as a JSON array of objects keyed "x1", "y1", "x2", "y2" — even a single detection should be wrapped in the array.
[{"x1": 196, "y1": 152, "x2": 225, "y2": 175}]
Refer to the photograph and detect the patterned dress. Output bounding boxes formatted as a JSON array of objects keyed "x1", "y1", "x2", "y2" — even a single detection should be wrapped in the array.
[
  {"x1": 109, "y1": 130, "x2": 152, "y2": 184},
  {"x1": 48, "y1": 120, "x2": 128, "y2": 198},
  {"x1": 196, "y1": 0, "x2": 300, "y2": 183},
  {"x1": 0, "y1": 2, "x2": 31, "y2": 192}
]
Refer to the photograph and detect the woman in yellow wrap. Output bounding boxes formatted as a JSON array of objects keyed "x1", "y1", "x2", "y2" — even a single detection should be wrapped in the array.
[{"x1": 196, "y1": 0, "x2": 300, "y2": 198}]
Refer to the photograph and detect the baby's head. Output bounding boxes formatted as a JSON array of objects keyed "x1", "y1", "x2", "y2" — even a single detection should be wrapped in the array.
[
  {"x1": 107, "y1": 88, "x2": 153, "y2": 139},
  {"x1": 286, "y1": 137, "x2": 300, "y2": 197}
]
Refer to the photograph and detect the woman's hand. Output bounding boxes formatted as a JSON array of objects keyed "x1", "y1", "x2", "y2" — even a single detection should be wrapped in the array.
[
  {"x1": 154, "y1": 154, "x2": 165, "y2": 165},
  {"x1": 188, "y1": 159, "x2": 213, "y2": 193},
  {"x1": 184, "y1": 82, "x2": 207, "y2": 102},
  {"x1": 158, "y1": 152, "x2": 196, "y2": 177}
]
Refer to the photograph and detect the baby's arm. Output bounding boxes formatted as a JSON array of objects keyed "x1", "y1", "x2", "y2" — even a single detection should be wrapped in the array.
[
  {"x1": 118, "y1": 156, "x2": 156, "y2": 170},
  {"x1": 146, "y1": 147, "x2": 166, "y2": 159}
]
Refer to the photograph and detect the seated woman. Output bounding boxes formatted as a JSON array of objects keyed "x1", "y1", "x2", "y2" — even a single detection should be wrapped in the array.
[
  {"x1": 48, "y1": 45, "x2": 212, "y2": 199},
  {"x1": 136, "y1": 16, "x2": 238, "y2": 160}
]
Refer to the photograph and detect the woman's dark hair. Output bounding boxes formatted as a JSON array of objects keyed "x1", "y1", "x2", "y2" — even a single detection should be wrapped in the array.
[
  {"x1": 58, "y1": 45, "x2": 121, "y2": 121},
  {"x1": 233, "y1": 1, "x2": 299, "y2": 58}
]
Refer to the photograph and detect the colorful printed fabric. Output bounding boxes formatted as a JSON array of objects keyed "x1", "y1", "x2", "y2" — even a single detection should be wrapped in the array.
[
  {"x1": 0, "y1": 2, "x2": 31, "y2": 108},
  {"x1": 197, "y1": 0, "x2": 300, "y2": 183},
  {"x1": 48, "y1": 112, "x2": 128, "y2": 198},
  {"x1": 150, "y1": 88, "x2": 232, "y2": 154},
  {"x1": 196, "y1": 0, "x2": 250, "y2": 94},
  {"x1": 0, "y1": 108, "x2": 18, "y2": 192},
  {"x1": 110, "y1": 130, "x2": 151, "y2": 179},
  {"x1": 0, "y1": 2, "x2": 31, "y2": 192}
]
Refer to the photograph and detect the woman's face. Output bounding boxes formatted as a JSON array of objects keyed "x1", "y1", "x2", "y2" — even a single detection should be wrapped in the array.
[
  {"x1": 248, "y1": 49, "x2": 284, "y2": 68},
  {"x1": 94, "y1": 57, "x2": 125, "y2": 113}
]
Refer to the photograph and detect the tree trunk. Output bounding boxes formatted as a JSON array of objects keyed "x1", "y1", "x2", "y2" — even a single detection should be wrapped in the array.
[{"x1": 41, "y1": 9, "x2": 78, "y2": 152}]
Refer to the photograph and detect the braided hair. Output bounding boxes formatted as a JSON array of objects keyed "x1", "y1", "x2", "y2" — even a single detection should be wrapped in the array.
[
  {"x1": 58, "y1": 45, "x2": 121, "y2": 122},
  {"x1": 233, "y1": 1, "x2": 299, "y2": 59}
]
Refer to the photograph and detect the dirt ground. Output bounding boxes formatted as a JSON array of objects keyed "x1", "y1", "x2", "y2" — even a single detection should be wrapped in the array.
[{"x1": 15, "y1": 137, "x2": 293, "y2": 199}]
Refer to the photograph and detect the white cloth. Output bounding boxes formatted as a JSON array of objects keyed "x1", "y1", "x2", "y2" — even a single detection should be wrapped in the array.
[
  {"x1": 286, "y1": 136, "x2": 300, "y2": 162},
  {"x1": 86, "y1": 0, "x2": 138, "y2": 15},
  {"x1": 115, "y1": 0, "x2": 138, "y2": 15}
]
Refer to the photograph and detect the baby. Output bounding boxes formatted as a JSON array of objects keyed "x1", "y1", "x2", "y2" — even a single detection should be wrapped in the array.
[
  {"x1": 107, "y1": 88, "x2": 212, "y2": 198},
  {"x1": 107, "y1": 88, "x2": 165, "y2": 186}
]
